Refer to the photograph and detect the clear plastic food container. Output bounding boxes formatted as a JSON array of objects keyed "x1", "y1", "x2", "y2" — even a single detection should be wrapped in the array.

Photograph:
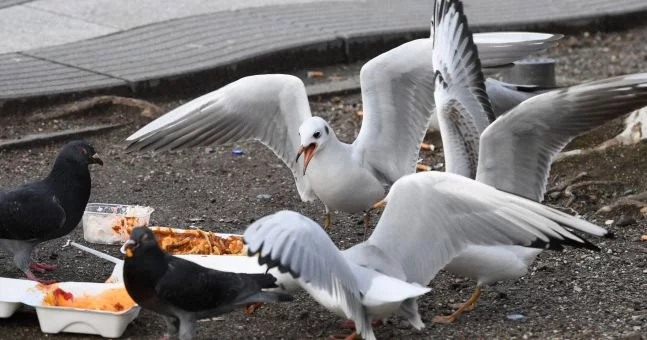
[{"x1": 82, "y1": 203, "x2": 154, "y2": 245}]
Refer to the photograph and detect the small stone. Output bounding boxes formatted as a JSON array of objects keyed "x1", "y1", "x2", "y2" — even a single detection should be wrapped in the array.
[
  {"x1": 256, "y1": 194, "x2": 272, "y2": 201},
  {"x1": 573, "y1": 286, "x2": 583, "y2": 293},
  {"x1": 507, "y1": 313, "x2": 525, "y2": 321},
  {"x1": 604, "y1": 219, "x2": 614, "y2": 226},
  {"x1": 204, "y1": 147, "x2": 213, "y2": 154}
]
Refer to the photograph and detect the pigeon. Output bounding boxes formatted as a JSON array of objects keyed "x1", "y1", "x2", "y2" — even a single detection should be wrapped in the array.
[
  {"x1": 121, "y1": 227, "x2": 293, "y2": 340},
  {"x1": 0, "y1": 140, "x2": 102, "y2": 283},
  {"x1": 429, "y1": 0, "x2": 647, "y2": 322},
  {"x1": 123, "y1": 32, "x2": 560, "y2": 231}
]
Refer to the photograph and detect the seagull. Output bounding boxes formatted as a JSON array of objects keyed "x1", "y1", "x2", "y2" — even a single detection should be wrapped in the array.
[
  {"x1": 429, "y1": 0, "x2": 647, "y2": 322},
  {"x1": 121, "y1": 227, "x2": 293, "y2": 340},
  {"x1": 244, "y1": 169, "x2": 609, "y2": 340},
  {"x1": 123, "y1": 31, "x2": 561, "y2": 231},
  {"x1": 0, "y1": 141, "x2": 102, "y2": 283}
]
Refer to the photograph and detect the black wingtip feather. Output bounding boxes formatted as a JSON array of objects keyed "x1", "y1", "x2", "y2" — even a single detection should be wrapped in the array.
[
  {"x1": 248, "y1": 248, "x2": 301, "y2": 280},
  {"x1": 432, "y1": 0, "x2": 495, "y2": 123},
  {"x1": 528, "y1": 231, "x2": 601, "y2": 252}
]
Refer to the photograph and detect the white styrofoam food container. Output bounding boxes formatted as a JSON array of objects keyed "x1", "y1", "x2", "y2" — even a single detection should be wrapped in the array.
[
  {"x1": 22, "y1": 282, "x2": 140, "y2": 338},
  {"x1": 82, "y1": 203, "x2": 154, "y2": 244},
  {"x1": 0, "y1": 277, "x2": 37, "y2": 318}
]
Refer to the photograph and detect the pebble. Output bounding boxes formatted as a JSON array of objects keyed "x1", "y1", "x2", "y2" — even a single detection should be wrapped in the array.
[
  {"x1": 604, "y1": 219, "x2": 614, "y2": 226},
  {"x1": 507, "y1": 313, "x2": 525, "y2": 321},
  {"x1": 256, "y1": 194, "x2": 272, "y2": 201}
]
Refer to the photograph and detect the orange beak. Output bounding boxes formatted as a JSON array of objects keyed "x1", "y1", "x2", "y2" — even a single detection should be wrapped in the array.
[{"x1": 296, "y1": 143, "x2": 317, "y2": 175}]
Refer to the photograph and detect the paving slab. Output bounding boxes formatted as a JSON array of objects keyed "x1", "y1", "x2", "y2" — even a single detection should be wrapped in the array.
[
  {"x1": 0, "y1": 0, "x2": 32, "y2": 9},
  {"x1": 26, "y1": 8, "x2": 342, "y2": 82},
  {"x1": 0, "y1": 53, "x2": 125, "y2": 100},
  {"x1": 0, "y1": 5, "x2": 117, "y2": 54},
  {"x1": 26, "y1": 0, "x2": 362, "y2": 30}
]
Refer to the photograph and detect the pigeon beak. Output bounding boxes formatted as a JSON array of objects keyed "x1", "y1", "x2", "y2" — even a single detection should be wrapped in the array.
[
  {"x1": 90, "y1": 154, "x2": 104, "y2": 166},
  {"x1": 120, "y1": 240, "x2": 136, "y2": 258},
  {"x1": 295, "y1": 144, "x2": 317, "y2": 175}
]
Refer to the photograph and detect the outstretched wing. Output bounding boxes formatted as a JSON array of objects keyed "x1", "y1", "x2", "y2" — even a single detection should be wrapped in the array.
[
  {"x1": 431, "y1": 0, "x2": 493, "y2": 178},
  {"x1": 351, "y1": 39, "x2": 436, "y2": 184},
  {"x1": 477, "y1": 73, "x2": 647, "y2": 201},
  {"x1": 243, "y1": 211, "x2": 370, "y2": 338},
  {"x1": 367, "y1": 171, "x2": 608, "y2": 285},
  {"x1": 124, "y1": 74, "x2": 315, "y2": 201}
]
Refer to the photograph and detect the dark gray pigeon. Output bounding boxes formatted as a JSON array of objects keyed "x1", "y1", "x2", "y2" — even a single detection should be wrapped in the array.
[
  {"x1": 121, "y1": 227, "x2": 293, "y2": 340},
  {"x1": 0, "y1": 140, "x2": 102, "y2": 283}
]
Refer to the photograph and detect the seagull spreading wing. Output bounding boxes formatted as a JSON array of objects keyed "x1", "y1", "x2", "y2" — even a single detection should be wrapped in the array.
[
  {"x1": 429, "y1": 0, "x2": 647, "y2": 323},
  {"x1": 243, "y1": 169, "x2": 608, "y2": 339},
  {"x1": 244, "y1": 211, "x2": 430, "y2": 340},
  {"x1": 124, "y1": 28, "x2": 562, "y2": 230}
]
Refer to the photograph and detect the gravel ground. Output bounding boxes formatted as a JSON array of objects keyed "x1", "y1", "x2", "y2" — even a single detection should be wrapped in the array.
[{"x1": 0, "y1": 25, "x2": 646, "y2": 340}]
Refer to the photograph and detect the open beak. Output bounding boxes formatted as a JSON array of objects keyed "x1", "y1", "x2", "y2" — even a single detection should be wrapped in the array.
[
  {"x1": 120, "y1": 239, "x2": 136, "y2": 258},
  {"x1": 295, "y1": 144, "x2": 317, "y2": 175},
  {"x1": 90, "y1": 154, "x2": 104, "y2": 166}
]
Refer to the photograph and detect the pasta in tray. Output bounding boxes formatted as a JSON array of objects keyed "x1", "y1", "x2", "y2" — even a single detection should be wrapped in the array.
[{"x1": 125, "y1": 226, "x2": 246, "y2": 255}]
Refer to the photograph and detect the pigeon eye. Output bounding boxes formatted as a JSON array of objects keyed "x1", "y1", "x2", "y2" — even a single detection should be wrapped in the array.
[{"x1": 313, "y1": 131, "x2": 321, "y2": 139}]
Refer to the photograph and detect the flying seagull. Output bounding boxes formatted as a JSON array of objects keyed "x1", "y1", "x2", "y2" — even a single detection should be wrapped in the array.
[{"x1": 0, "y1": 141, "x2": 102, "y2": 283}]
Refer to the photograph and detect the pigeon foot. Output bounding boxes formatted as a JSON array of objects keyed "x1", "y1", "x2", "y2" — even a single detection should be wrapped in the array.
[{"x1": 30, "y1": 262, "x2": 58, "y2": 273}]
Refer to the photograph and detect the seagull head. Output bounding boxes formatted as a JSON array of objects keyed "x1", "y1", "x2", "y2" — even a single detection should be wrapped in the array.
[
  {"x1": 57, "y1": 140, "x2": 104, "y2": 167},
  {"x1": 296, "y1": 117, "x2": 333, "y2": 174},
  {"x1": 120, "y1": 227, "x2": 159, "y2": 259}
]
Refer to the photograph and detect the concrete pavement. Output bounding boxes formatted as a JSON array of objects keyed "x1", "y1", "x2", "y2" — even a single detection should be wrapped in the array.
[{"x1": 0, "y1": 0, "x2": 645, "y2": 104}]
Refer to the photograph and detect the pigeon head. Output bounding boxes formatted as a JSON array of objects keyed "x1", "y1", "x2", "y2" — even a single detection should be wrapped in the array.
[
  {"x1": 296, "y1": 117, "x2": 334, "y2": 174},
  {"x1": 120, "y1": 227, "x2": 160, "y2": 259},
  {"x1": 55, "y1": 140, "x2": 103, "y2": 167}
]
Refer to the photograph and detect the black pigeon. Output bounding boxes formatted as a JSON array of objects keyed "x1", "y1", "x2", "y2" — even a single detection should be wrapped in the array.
[
  {"x1": 0, "y1": 140, "x2": 102, "y2": 283},
  {"x1": 121, "y1": 227, "x2": 293, "y2": 340}
]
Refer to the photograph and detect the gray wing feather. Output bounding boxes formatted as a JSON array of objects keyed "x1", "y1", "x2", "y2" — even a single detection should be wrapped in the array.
[
  {"x1": 367, "y1": 171, "x2": 607, "y2": 285},
  {"x1": 352, "y1": 39, "x2": 436, "y2": 184},
  {"x1": 431, "y1": 0, "x2": 492, "y2": 178},
  {"x1": 243, "y1": 211, "x2": 368, "y2": 334},
  {"x1": 124, "y1": 74, "x2": 315, "y2": 201},
  {"x1": 477, "y1": 73, "x2": 647, "y2": 201}
]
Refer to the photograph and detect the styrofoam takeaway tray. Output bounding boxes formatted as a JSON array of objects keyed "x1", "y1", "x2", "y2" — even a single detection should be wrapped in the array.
[
  {"x1": 22, "y1": 282, "x2": 140, "y2": 338},
  {"x1": 0, "y1": 277, "x2": 37, "y2": 318}
]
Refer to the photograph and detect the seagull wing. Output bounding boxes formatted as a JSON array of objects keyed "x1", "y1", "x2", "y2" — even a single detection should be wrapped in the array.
[
  {"x1": 351, "y1": 39, "x2": 436, "y2": 184},
  {"x1": 124, "y1": 74, "x2": 315, "y2": 201},
  {"x1": 367, "y1": 171, "x2": 608, "y2": 285},
  {"x1": 477, "y1": 73, "x2": 647, "y2": 201},
  {"x1": 431, "y1": 0, "x2": 493, "y2": 178},
  {"x1": 243, "y1": 211, "x2": 370, "y2": 338}
]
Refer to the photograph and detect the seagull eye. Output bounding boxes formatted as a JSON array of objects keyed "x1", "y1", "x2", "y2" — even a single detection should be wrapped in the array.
[{"x1": 313, "y1": 131, "x2": 321, "y2": 139}]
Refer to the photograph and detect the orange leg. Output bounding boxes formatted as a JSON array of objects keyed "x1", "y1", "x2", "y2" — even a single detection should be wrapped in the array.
[{"x1": 432, "y1": 286, "x2": 481, "y2": 324}]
